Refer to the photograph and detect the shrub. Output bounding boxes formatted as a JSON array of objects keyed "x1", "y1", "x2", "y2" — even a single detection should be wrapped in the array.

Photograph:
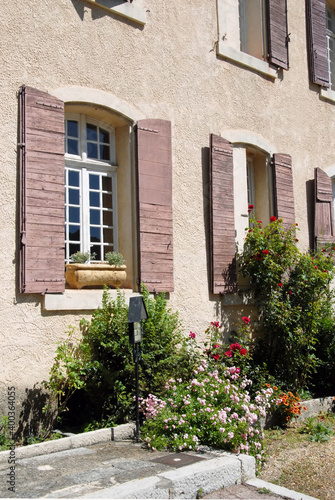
[{"x1": 239, "y1": 216, "x2": 335, "y2": 393}]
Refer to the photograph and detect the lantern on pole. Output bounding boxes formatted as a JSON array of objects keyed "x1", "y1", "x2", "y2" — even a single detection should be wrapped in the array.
[{"x1": 128, "y1": 296, "x2": 148, "y2": 441}]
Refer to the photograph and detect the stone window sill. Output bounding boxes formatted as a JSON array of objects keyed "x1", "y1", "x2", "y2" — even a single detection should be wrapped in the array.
[
  {"x1": 84, "y1": 0, "x2": 146, "y2": 25},
  {"x1": 217, "y1": 41, "x2": 277, "y2": 79},
  {"x1": 44, "y1": 289, "x2": 141, "y2": 311},
  {"x1": 320, "y1": 87, "x2": 335, "y2": 104}
]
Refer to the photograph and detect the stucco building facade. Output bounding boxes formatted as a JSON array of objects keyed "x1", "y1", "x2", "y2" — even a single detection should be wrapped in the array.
[{"x1": 1, "y1": 0, "x2": 335, "y2": 415}]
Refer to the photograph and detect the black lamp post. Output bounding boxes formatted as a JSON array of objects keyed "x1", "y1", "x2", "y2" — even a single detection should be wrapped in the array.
[{"x1": 128, "y1": 296, "x2": 148, "y2": 442}]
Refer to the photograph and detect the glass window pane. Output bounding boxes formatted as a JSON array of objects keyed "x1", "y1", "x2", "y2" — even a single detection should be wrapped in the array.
[
  {"x1": 90, "y1": 209, "x2": 101, "y2": 225},
  {"x1": 89, "y1": 191, "x2": 100, "y2": 207},
  {"x1": 69, "y1": 225, "x2": 80, "y2": 241},
  {"x1": 67, "y1": 120, "x2": 78, "y2": 137},
  {"x1": 69, "y1": 243, "x2": 80, "y2": 256},
  {"x1": 102, "y1": 177, "x2": 112, "y2": 191},
  {"x1": 103, "y1": 193, "x2": 113, "y2": 208},
  {"x1": 100, "y1": 145, "x2": 110, "y2": 160},
  {"x1": 90, "y1": 245, "x2": 101, "y2": 261},
  {"x1": 87, "y1": 123, "x2": 97, "y2": 141},
  {"x1": 90, "y1": 226, "x2": 101, "y2": 242},
  {"x1": 103, "y1": 211, "x2": 113, "y2": 226},
  {"x1": 89, "y1": 174, "x2": 100, "y2": 190},
  {"x1": 99, "y1": 128, "x2": 109, "y2": 143},
  {"x1": 69, "y1": 206, "x2": 80, "y2": 223},
  {"x1": 103, "y1": 228, "x2": 114, "y2": 243},
  {"x1": 87, "y1": 142, "x2": 98, "y2": 159},
  {"x1": 67, "y1": 138, "x2": 78, "y2": 156},
  {"x1": 103, "y1": 246, "x2": 114, "y2": 258},
  {"x1": 68, "y1": 170, "x2": 80, "y2": 187},
  {"x1": 69, "y1": 188, "x2": 80, "y2": 205}
]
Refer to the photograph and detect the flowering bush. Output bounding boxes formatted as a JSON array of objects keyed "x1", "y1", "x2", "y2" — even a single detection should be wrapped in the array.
[
  {"x1": 140, "y1": 359, "x2": 275, "y2": 465},
  {"x1": 239, "y1": 216, "x2": 335, "y2": 392},
  {"x1": 275, "y1": 390, "x2": 307, "y2": 424}
]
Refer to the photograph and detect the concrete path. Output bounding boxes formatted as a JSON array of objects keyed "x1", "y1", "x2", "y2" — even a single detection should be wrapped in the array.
[{"x1": 0, "y1": 425, "x2": 318, "y2": 499}]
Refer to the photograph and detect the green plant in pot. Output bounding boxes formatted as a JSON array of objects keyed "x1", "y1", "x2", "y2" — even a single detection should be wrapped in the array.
[
  {"x1": 69, "y1": 251, "x2": 96, "y2": 263},
  {"x1": 105, "y1": 252, "x2": 125, "y2": 267}
]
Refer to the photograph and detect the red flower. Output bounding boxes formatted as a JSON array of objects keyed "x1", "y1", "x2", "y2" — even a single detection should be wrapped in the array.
[
  {"x1": 242, "y1": 316, "x2": 250, "y2": 324},
  {"x1": 211, "y1": 321, "x2": 220, "y2": 328},
  {"x1": 189, "y1": 332, "x2": 196, "y2": 339},
  {"x1": 278, "y1": 282, "x2": 283, "y2": 287},
  {"x1": 224, "y1": 350, "x2": 232, "y2": 358},
  {"x1": 262, "y1": 249, "x2": 269, "y2": 255},
  {"x1": 230, "y1": 343, "x2": 241, "y2": 351},
  {"x1": 289, "y1": 290, "x2": 292, "y2": 295},
  {"x1": 240, "y1": 348, "x2": 247, "y2": 356},
  {"x1": 248, "y1": 204, "x2": 254, "y2": 209},
  {"x1": 212, "y1": 353, "x2": 220, "y2": 360},
  {"x1": 314, "y1": 266, "x2": 318, "y2": 269},
  {"x1": 295, "y1": 239, "x2": 299, "y2": 242},
  {"x1": 270, "y1": 216, "x2": 277, "y2": 222},
  {"x1": 257, "y1": 220, "x2": 262, "y2": 224},
  {"x1": 214, "y1": 343, "x2": 220, "y2": 348}
]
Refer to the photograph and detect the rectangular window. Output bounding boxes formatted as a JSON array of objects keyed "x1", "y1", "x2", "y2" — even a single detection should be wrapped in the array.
[
  {"x1": 326, "y1": 3, "x2": 335, "y2": 89},
  {"x1": 239, "y1": 0, "x2": 267, "y2": 61}
]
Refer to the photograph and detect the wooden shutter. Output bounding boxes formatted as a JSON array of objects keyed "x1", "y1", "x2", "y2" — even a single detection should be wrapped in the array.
[
  {"x1": 267, "y1": 0, "x2": 289, "y2": 70},
  {"x1": 272, "y1": 153, "x2": 295, "y2": 228},
  {"x1": 314, "y1": 167, "x2": 335, "y2": 247},
  {"x1": 18, "y1": 86, "x2": 65, "y2": 293},
  {"x1": 209, "y1": 135, "x2": 237, "y2": 295},
  {"x1": 306, "y1": 0, "x2": 330, "y2": 86},
  {"x1": 136, "y1": 119, "x2": 173, "y2": 293}
]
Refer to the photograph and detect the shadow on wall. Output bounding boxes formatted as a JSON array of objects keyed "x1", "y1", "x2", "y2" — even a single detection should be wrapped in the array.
[
  {"x1": 306, "y1": 179, "x2": 315, "y2": 250},
  {"x1": 16, "y1": 385, "x2": 56, "y2": 442}
]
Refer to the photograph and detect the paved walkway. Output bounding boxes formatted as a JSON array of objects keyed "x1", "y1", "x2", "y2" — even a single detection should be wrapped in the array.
[{"x1": 0, "y1": 428, "x2": 318, "y2": 499}]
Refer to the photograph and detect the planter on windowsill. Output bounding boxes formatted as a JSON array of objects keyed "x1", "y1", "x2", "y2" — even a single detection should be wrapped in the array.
[{"x1": 65, "y1": 263, "x2": 127, "y2": 290}]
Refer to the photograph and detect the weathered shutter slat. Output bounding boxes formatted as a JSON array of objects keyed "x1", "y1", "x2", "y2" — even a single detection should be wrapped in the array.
[
  {"x1": 306, "y1": 0, "x2": 330, "y2": 86},
  {"x1": 137, "y1": 119, "x2": 173, "y2": 293},
  {"x1": 314, "y1": 168, "x2": 335, "y2": 248},
  {"x1": 19, "y1": 86, "x2": 65, "y2": 294},
  {"x1": 272, "y1": 153, "x2": 295, "y2": 228},
  {"x1": 267, "y1": 0, "x2": 289, "y2": 69},
  {"x1": 210, "y1": 135, "x2": 237, "y2": 295}
]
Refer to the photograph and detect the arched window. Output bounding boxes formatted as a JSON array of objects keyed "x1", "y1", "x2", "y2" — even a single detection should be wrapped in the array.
[{"x1": 64, "y1": 114, "x2": 117, "y2": 262}]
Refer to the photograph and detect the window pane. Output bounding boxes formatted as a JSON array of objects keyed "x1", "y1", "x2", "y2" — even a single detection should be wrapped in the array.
[
  {"x1": 87, "y1": 142, "x2": 98, "y2": 159},
  {"x1": 100, "y1": 144, "x2": 110, "y2": 161},
  {"x1": 69, "y1": 188, "x2": 80, "y2": 205},
  {"x1": 103, "y1": 228, "x2": 114, "y2": 244},
  {"x1": 69, "y1": 206, "x2": 80, "y2": 223},
  {"x1": 90, "y1": 226, "x2": 101, "y2": 242},
  {"x1": 68, "y1": 170, "x2": 80, "y2": 187},
  {"x1": 89, "y1": 174, "x2": 100, "y2": 190},
  {"x1": 103, "y1": 192, "x2": 113, "y2": 208},
  {"x1": 87, "y1": 123, "x2": 97, "y2": 141},
  {"x1": 69, "y1": 225, "x2": 80, "y2": 241},
  {"x1": 69, "y1": 243, "x2": 80, "y2": 256},
  {"x1": 90, "y1": 245, "x2": 101, "y2": 261},
  {"x1": 102, "y1": 177, "x2": 112, "y2": 191},
  {"x1": 103, "y1": 245, "x2": 114, "y2": 258},
  {"x1": 67, "y1": 139, "x2": 78, "y2": 156},
  {"x1": 103, "y1": 210, "x2": 113, "y2": 226},
  {"x1": 89, "y1": 191, "x2": 100, "y2": 207},
  {"x1": 99, "y1": 128, "x2": 109, "y2": 143},
  {"x1": 90, "y1": 209, "x2": 100, "y2": 225},
  {"x1": 67, "y1": 120, "x2": 78, "y2": 137}
]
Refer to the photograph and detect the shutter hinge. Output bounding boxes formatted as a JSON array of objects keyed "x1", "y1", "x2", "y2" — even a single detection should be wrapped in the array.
[
  {"x1": 20, "y1": 232, "x2": 26, "y2": 245},
  {"x1": 137, "y1": 126, "x2": 159, "y2": 133},
  {"x1": 35, "y1": 100, "x2": 62, "y2": 110},
  {"x1": 286, "y1": 33, "x2": 291, "y2": 45},
  {"x1": 214, "y1": 146, "x2": 232, "y2": 155},
  {"x1": 17, "y1": 143, "x2": 26, "y2": 148},
  {"x1": 35, "y1": 279, "x2": 64, "y2": 282}
]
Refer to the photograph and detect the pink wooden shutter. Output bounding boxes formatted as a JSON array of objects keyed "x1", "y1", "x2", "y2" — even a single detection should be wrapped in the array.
[
  {"x1": 18, "y1": 86, "x2": 65, "y2": 293},
  {"x1": 136, "y1": 119, "x2": 173, "y2": 293},
  {"x1": 314, "y1": 168, "x2": 335, "y2": 247},
  {"x1": 267, "y1": 0, "x2": 289, "y2": 70},
  {"x1": 209, "y1": 135, "x2": 237, "y2": 294},
  {"x1": 272, "y1": 153, "x2": 295, "y2": 228},
  {"x1": 306, "y1": 0, "x2": 330, "y2": 86}
]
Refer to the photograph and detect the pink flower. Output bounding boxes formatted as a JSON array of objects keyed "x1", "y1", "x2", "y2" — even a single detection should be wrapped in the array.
[
  {"x1": 189, "y1": 332, "x2": 196, "y2": 338},
  {"x1": 230, "y1": 343, "x2": 241, "y2": 351},
  {"x1": 242, "y1": 316, "x2": 250, "y2": 324},
  {"x1": 224, "y1": 350, "x2": 233, "y2": 358},
  {"x1": 214, "y1": 343, "x2": 220, "y2": 348},
  {"x1": 211, "y1": 321, "x2": 220, "y2": 328}
]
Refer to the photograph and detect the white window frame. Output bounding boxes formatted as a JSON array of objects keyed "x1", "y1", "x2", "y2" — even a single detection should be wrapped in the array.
[
  {"x1": 216, "y1": 0, "x2": 277, "y2": 79},
  {"x1": 65, "y1": 114, "x2": 118, "y2": 263},
  {"x1": 83, "y1": 0, "x2": 146, "y2": 25}
]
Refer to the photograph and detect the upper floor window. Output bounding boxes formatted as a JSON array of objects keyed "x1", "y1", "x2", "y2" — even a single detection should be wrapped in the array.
[
  {"x1": 326, "y1": 2, "x2": 335, "y2": 89},
  {"x1": 217, "y1": 0, "x2": 289, "y2": 78},
  {"x1": 65, "y1": 114, "x2": 118, "y2": 262},
  {"x1": 239, "y1": 0, "x2": 268, "y2": 61}
]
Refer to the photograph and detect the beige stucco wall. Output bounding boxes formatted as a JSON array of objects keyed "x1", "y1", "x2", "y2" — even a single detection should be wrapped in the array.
[{"x1": 1, "y1": 0, "x2": 335, "y2": 415}]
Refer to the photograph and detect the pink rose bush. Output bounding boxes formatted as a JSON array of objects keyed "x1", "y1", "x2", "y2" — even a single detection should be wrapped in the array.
[{"x1": 140, "y1": 358, "x2": 272, "y2": 465}]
